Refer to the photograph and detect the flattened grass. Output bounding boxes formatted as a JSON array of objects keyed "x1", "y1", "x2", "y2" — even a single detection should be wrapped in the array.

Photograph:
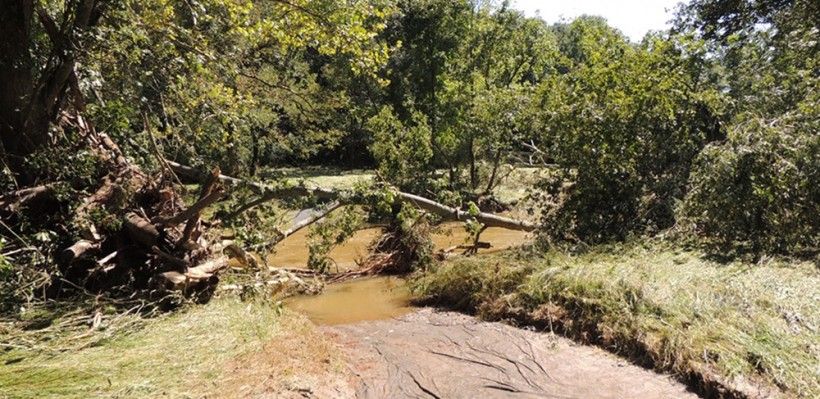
[
  {"x1": 0, "y1": 298, "x2": 287, "y2": 398},
  {"x1": 413, "y1": 243, "x2": 820, "y2": 397}
]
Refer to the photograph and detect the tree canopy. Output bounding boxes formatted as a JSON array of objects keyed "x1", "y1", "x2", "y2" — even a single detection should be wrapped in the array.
[{"x1": 0, "y1": 0, "x2": 816, "y2": 306}]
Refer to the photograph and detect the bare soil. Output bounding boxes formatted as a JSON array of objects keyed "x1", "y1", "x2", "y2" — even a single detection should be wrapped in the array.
[{"x1": 324, "y1": 308, "x2": 700, "y2": 398}]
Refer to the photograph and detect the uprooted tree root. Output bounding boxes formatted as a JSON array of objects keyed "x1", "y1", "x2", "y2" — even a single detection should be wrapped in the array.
[
  {"x1": 0, "y1": 114, "x2": 233, "y2": 309},
  {"x1": 327, "y1": 221, "x2": 435, "y2": 283}
]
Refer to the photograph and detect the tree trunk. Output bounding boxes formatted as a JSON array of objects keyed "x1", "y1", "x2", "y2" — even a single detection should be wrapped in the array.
[
  {"x1": 468, "y1": 135, "x2": 478, "y2": 189},
  {"x1": 0, "y1": 0, "x2": 36, "y2": 178},
  {"x1": 0, "y1": 1, "x2": 100, "y2": 183},
  {"x1": 484, "y1": 148, "x2": 503, "y2": 194},
  {"x1": 169, "y1": 161, "x2": 538, "y2": 232}
]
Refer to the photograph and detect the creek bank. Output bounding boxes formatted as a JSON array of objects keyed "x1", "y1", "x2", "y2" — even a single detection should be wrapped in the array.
[
  {"x1": 412, "y1": 245, "x2": 818, "y2": 398},
  {"x1": 277, "y1": 229, "x2": 706, "y2": 398}
]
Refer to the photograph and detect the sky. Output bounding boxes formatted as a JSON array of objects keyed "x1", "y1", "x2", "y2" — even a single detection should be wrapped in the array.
[{"x1": 511, "y1": 0, "x2": 683, "y2": 41}]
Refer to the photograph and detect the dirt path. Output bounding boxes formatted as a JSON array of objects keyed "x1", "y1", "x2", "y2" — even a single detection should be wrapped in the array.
[{"x1": 324, "y1": 308, "x2": 700, "y2": 398}]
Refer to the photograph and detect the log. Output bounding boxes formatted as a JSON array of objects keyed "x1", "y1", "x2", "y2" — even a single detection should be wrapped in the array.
[
  {"x1": 255, "y1": 200, "x2": 343, "y2": 250},
  {"x1": 58, "y1": 239, "x2": 100, "y2": 265},
  {"x1": 187, "y1": 255, "x2": 229, "y2": 277},
  {"x1": 396, "y1": 192, "x2": 537, "y2": 232},
  {"x1": 165, "y1": 161, "x2": 538, "y2": 232},
  {"x1": 124, "y1": 212, "x2": 160, "y2": 249},
  {"x1": 155, "y1": 256, "x2": 228, "y2": 291}
]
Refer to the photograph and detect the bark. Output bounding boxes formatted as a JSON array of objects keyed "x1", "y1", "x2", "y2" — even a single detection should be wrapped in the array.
[
  {"x1": 124, "y1": 212, "x2": 161, "y2": 249},
  {"x1": 0, "y1": 0, "x2": 35, "y2": 175},
  {"x1": 59, "y1": 239, "x2": 100, "y2": 266},
  {"x1": 155, "y1": 256, "x2": 228, "y2": 292}
]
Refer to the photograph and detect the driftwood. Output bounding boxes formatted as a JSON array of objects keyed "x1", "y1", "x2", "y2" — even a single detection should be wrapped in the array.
[
  {"x1": 59, "y1": 240, "x2": 100, "y2": 265},
  {"x1": 155, "y1": 255, "x2": 229, "y2": 292}
]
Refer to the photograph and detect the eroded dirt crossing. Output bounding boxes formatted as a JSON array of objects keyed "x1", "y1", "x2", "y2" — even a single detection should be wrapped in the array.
[{"x1": 324, "y1": 309, "x2": 700, "y2": 399}]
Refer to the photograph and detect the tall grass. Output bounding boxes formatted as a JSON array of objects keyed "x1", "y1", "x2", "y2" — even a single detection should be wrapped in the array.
[{"x1": 413, "y1": 242, "x2": 820, "y2": 397}]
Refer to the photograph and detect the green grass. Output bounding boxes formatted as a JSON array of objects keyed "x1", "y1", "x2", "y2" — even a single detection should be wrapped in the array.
[
  {"x1": 0, "y1": 298, "x2": 287, "y2": 398},
  {"x1": 412, "y1": 242, "x2": 820, "y2": 398},
  {"x1": 265, "y1": 166, "x2": 375, "y2": 191}
]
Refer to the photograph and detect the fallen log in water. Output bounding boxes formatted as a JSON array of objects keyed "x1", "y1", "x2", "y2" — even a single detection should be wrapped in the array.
[
  {"x1": 166, "y1": 161, "x2": 538, "y2": 233},
  {"x1": 395, "y1": 192, "x2": 536, "y2": 232}
]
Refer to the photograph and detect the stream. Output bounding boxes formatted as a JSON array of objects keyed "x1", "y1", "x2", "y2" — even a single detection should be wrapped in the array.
[
  {"x1": 268, "y1": 221, "x2": 530, "y2": 271},
  {"x1": 285, "y1": 276, "x2": 413, "y2": 325},
  {"x1": 277, "y1": 225, "x2": 699, "y2": 398}
]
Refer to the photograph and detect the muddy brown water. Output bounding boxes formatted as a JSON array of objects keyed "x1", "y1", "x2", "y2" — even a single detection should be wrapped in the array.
[
  {"x1": 282, "y1": 223, "x2": 529, "y2": 326},
  {"x1": 285, "y1": 276, "x2": 413, "y2": 325},
  {"x1": 267, "y1": 227, "x2": 384, "y2": 272},
  {"x1": 267, "y1": 222, "x2": 530, "y2": 271}
]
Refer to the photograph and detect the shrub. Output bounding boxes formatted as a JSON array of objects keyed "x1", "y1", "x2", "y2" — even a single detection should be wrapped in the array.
[
  {"x1": 680, "y1": 114, "x2": 819, "y2": 256},
  {"x1": 534, "y1": 30, "x2": 725, "y2": 245}
]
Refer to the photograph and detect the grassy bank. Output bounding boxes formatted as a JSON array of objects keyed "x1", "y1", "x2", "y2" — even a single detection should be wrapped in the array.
[
  {"x1": 412, "y1": 242, "x2": 819, "y2": 398},
  {"x1": 0, "y1": 298, "x2": 346, "y2": 398}
]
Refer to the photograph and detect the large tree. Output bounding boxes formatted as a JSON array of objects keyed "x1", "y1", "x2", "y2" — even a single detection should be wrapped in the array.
[
  {"x1": 0, "y1": 0, "x2": 104, "y2": 183},
  {"x1": 0, "y1": 0, "x2": 393, "y2": 301}
]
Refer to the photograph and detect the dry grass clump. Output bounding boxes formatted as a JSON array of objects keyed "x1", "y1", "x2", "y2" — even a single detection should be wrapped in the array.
[
  {"x1": 412, "y1": 242, "x2": 820, "y2": 398},
  {"x1": 215, "y1": 311, "x2": 353, "y2": 398}
]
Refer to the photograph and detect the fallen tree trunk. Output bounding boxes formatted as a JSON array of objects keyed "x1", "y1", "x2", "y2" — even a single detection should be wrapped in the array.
[
  {"x1": 396, "y1": 192, "x2": 536, "y2": 232},
  {"x1": 167, "y1": 159, "x2": 337, "y2": 201},
  {"x1": 255, "y1": 200, "x2": 343, "y2": 250},
  {"x1": 167, "y1": 161, "x2": 538, "y2": 233}
]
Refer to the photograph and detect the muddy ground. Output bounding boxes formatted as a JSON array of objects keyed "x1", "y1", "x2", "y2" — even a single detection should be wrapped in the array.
[{"x1": 320, "y1": 309, "x2": 700, "y2": 398}]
